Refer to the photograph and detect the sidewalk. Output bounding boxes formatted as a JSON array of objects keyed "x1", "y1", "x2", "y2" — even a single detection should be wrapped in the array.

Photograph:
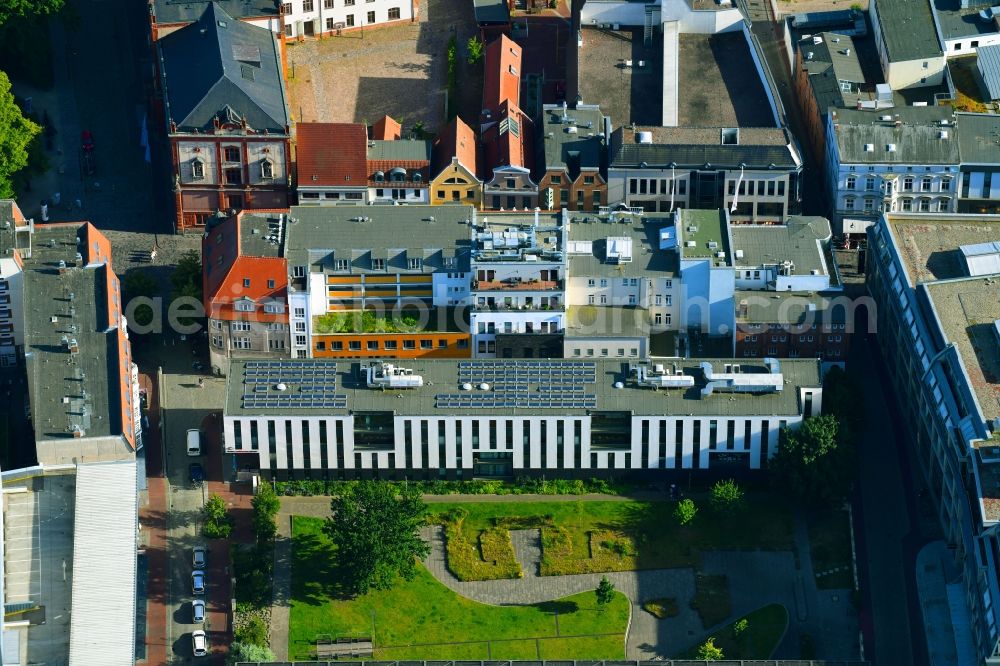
[{"x1": 138, "y1": 369, "x2": 167, "y2": 666}]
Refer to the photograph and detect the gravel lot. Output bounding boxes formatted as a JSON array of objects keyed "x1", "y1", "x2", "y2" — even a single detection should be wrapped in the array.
[{"x1": 286, "y1": 0, "x2": 478, "y2": 133}]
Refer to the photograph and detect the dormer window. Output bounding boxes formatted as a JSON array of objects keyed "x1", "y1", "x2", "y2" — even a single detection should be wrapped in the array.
[
  {"x1": 413, "y1": 172, "x2": 422, "y2": 183},
  {"x1": 390, "y1": 167, "x2": 407, "y2": 182},
  {"x1": 260, "y1": 158, "x2": 274, "y2": 179},
  {"x1": 408, "y1": 257, "x2": 422, "y2": 270},
  {"x1": 372, "y1": 257, "x2": 385, "y2": 270},
  {"x1": 374, "y1": 171, "x2": 385, "y2": 182},
  {"x1": 263, "y1": 303, "x2": 283, "y2": 314},
  {"x1": 235, "y1": 299, "x2": 255, "y2": 312},
  {"x1": 191, "y1": 159, "x2": 205, "y2": 180}
]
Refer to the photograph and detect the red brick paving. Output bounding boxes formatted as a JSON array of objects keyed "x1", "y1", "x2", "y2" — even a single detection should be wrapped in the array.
[{"x1": 139, "y1": 371, "x2": 167, "y2": 666}]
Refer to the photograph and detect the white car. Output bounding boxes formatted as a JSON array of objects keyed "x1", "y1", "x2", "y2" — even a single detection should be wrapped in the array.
[
  {"x1": 191, "y1": 570, "x2": 205, "y2": 595},
  {"x1": 191, "y1": 629, "x2": 208, "y2": 657},
  {"x1": 192, "y1": 546, "x2": 206, "y2": 568},
  {"x1": 192, "y1": 599, "x2": 205, "y2": 623}
]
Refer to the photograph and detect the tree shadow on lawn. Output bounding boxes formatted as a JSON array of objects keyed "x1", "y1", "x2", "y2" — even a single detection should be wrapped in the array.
[
  {"x1": 615, "y1": 501, "x2": 698, "y2": 570},
  {"x1": 291, "y1": 530, "x2": 354, "y2": 606},
  {"x1": 536, "y1": 600, "x2": 579, "y2": 615}
]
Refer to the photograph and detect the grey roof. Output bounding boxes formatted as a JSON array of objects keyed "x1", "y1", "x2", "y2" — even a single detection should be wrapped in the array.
[
  {"x1": 956, "y1": 111, "x2": 1000, "y2": 163},
  {"x1": 564, "y1": 306, "x2": 654, "y2": 340},
  {"x1": 871, "y1": 0, "x2": 943, "y2": 62},
  {"x1": 473, "y1": 0, "x2": 509, "y2": 23},
  {"x1": 567, "y1": 215, "x2": 679, "y2": 278},
  {"x1": 735, "y1": 291, "x2": 847, "y2": 324},
  {"x1": 611, "y1": 127, "x2": 799, "y2": 169},
  {"x1": 284, "y1": 205, "x2": 473, "y2": 273},
  {"x1": 225, "y1": 357, "x2": 822, "y2": 417},
  {"x1": 239, "y1": 212, "x2": 284, "y2": 257},
  {"x1": 932, "y1": 0, "x2": 999, "y2": 41},
  {"x1": 539, "y1": 105, "x2": 606, "y2": 177},
  {"x1": 730, "y1": 217, "x2": 832, "y2": 275},
  {"x1": 831, "y1": 107, "x2": 961, "y2": 164},
  {"x1": 21, "y1": 226, "x2": 126, "y2": 445},
  {"x1": 368, "y1": 139, "x2": 432, "y2": 162},
  {"x1": 159, "y1": 2, "x2": 288, "y2": 132},
  {"x1": 152, "y1": 0, "x2": 278, "y2": 25},
  {"x1": 799, "y1": 33, "x2": 867, "y2": 112},
  {"x1": 978, "y1": 46, "x2": 1000, "y2": 101}
]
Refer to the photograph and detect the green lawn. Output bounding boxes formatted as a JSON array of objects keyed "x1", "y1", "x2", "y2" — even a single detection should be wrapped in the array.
[
  {"x1": 427, "y1": 496, "x2": 794, "y2": 578},
  {"x1": 681, "y1": 604, "x2": 788, "y2": 659},
  {"x1": 808, "y1": 509, "x2": 854, "y2": 589},
  {"x1": 289, "y1": 516, "x2": 630, "y2": 661}
]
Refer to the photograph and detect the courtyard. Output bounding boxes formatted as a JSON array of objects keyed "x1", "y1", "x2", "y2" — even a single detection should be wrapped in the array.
[
  {"x1": 284, "y1": 0, "x2": 480, "y2": 133},
  {"x1": 275, "y1": 491, "x2": 859, "y2": 660}
]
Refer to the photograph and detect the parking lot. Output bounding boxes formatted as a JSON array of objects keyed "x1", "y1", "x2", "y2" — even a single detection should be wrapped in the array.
[{"x1": 285, "y1": 0, "x2": 478, "y2": 133}]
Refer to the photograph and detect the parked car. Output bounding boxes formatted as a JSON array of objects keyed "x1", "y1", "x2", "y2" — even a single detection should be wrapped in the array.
[
  {"x1": 192, "y1": 546, "x2": 206, "y2": 569},
  {"x1": 191, "y1": 629, "x2": 208, "y2": 657},
  {"x1": 191, "y1": 570, "x2": 205, "y2": 595},
  {"x1": 188, "y1": 463, "x2": 204, "y2": 485},
  {"x1": 192, "y1": 600, "x2": 206, "y2": 624}
]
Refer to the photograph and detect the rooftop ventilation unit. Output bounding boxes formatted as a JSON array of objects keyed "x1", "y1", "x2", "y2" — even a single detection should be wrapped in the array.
[
  {"x1": 637, "y1": 131, "x2": 653, "y2": 144},
  {"x1": 628, "y1": 363, "x2": 695, "y2": 389},
  {"x1": 879, "y1": 115, "x2": 892, "y2": 121},
  {"x1": 864, "y1": 144, "x2": 874, "y2": 152},
  {"x1": 887, "y1": 144, "x2": 897, "y2": 152},
  {"x1": 939, "y1": 130, "x2": 949, "y2": 139},
  {"x1": 366, "y1": 362, "x2": 424, "y2": 389}
]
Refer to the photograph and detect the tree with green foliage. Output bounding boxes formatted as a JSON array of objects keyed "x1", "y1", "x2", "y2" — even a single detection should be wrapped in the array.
[
  {"x1": 251, "y1": 482, "x2": 281, "y2": 545},
  {"x1": 324, "y1": 481, "x2": 430, "y2": 595},
  {"x1": 0, "y1": 0, "x2": 64, "y2": 25},
  {"x1": 595, "y1": 576, "x2": 615, "y2": 607},
  {"x1": 710, "y1": 478, "x2": 744, "y2": 513},
  {"x1": 674, "y1": 498, "x2": 697, "y2": 526},
  {"x1": 466, "y1": 36, "x2": 484, "y2": 65},
  {"x1": 0, "y1": 71, "x2": 40, "y2": 198},
  {"x1": 203, "y1": 493, "x2": 233, "y2": 539},
  {"x1": 170, "y1": 250, "x2": 203, "y2": 301},
  {"x1": 772, "y1": 415, "x2": 852, "y2": 507},
  {"x1": 696, "y1": 637, "x2": 724, "y2": 660},
  {"x1": 123, "y1": 270, "x2": 159, "y2": 328},
  {"x1": 228, "y1": 642, "x2": 276, "y2": 665},
  {"x1": 733, "y1": 617, "x2": 748, "y2": 638}
]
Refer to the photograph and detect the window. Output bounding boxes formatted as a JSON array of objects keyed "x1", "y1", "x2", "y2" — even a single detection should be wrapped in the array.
[
  {"x1": 587, "y1": 279, "x2": 595, "y2": 287},
  {"x1": 506, "y1": 178, "x2": 516, "y2": 189},
  {"x1": 844, "y1": 197, "x2": 855, "y2": 211},
  {"x1": 225, "y1": 168, "x2": 242, "y2": 185},
  {"x1": 903, "y1": 176, "x2": 913, "y2": 191},
  {"x1": 846, "y1": 175, "x2": 856, "y2": 190},
  {"x1": 295, "y1": 322, "x2": 306, "y2": 332},
  {"x1": 285, "y1": 23, "x2": 293, "y2": 36},
  {"x1": 408, "y1": 258, "x2": 422, "y2": 270},
  {"x1": 388, "y1": 6, "x2": 400, "y2": 19},
  {"x1": 628, "y1": 295, "x2": 636, "y2": 305},
  {"x1": 420, "y1": 339, "x2": 433, "y2": 349},
  {"x1": 325, "y1": 0, "x2": 334, "y2": 6},
  {"x1": 234, "y1": 337, "x2": 252, "y2": 350},
  {"x1": 372, "y1": 257, "x2": 385, "y2": 270},
  {"x1": 303, "y1": 0, "x2": 314, "y2": 9},
  {"x1": 588, "y1": 294, "x2": 595, "y2": 304},
  {"x1": 224, "y1": 147, "x2": 240, "y2": 163},
  {"x1": 292, "y1": 265, "x2": 306, "y2": 278},
  {"x1": 260, "y1": 159, "x2": 274, "y2": 179},
  {"x1": 865, "y1": 176, "x2": 875, "y2": 191},
  {"x1": 941, "y1": 178, "x2": 951, "y2": 192},
  {"x1": 863, "y1": 198, "x2": 874, "y2": 212},
  {"x1": 231, "y1": 321, "x2": 251, "y2": 332},
  {"x1": 384, "y1": 340, "x2": 397, "y2": 350},
  {"x1": 282, "y1": 2, "x2": 293, "y2": 13},
  {"x1": 243, "y1": 278, "x2": 251, "y2": 288},
  {"x1": 349, "y1": 341, "x2": 362, "y2": 351},
  {"x1": 264, "y1": 303, "x2": 283, "y2": 314},
  {"x1": 367, "y1": 340, "x2": 378, "y2": 350},
  {"x1": 191, "y1": 159, "x2": 204, "y2": 180},
  {"x1": 921, "y1": 177, "x2": 932, "y2": 192},
  {"x1": 919, "y1": 198, "x2": 931, "y2": 212},
  {"x1": 600, "y1": 279, "x2": 607, "y2": 287},
  {"x1": 367, "y1": 10, "x2": 375, "y2": 22},
  {"x1": 901, "y1": 198, "x2": 912, "y2": 212},
  {"x1": 550, "y1": 175, "x2": 562, "y2": 184},
  {"x1": 294, "y1": 307, "x2": 305, "y2": 318},
  {"x1": 403, "y1": 340, "x2": 416, "y2": 349},
  {"x1": 345, "y1": 12, "x2": 354, "y2": 23},
  {"x1": 600, "y1": 295, "x2": 607, "y2": 304}
]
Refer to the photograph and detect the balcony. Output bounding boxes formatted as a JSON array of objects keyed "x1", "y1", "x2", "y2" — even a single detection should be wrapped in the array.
[
  {"x1": 473, "y1": 278, "x2": 563, "y2": 292},
  {"x1": 477, "y1": 299, "x2": 563, "y2": 312}
]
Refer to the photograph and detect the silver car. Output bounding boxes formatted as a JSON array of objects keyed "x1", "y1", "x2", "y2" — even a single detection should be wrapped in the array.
[
  {"x1": 192, "y1": 546, "x2": 206, "y2": 569},
  {"x1": 191, "y1": 570, "x2": 205, "y2": 595},
  {"x1": 192, "y1": 599, "x2": 206, "y2": 623}
]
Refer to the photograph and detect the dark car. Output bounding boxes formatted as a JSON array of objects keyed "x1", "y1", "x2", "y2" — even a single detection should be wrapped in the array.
[{"x1": 189, "y1": 463, "x2": 204, "y2": 485}]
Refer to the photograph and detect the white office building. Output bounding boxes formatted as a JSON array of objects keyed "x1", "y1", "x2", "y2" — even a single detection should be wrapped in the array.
[
  {"x1": 223, "y1": 357, "x2": 823, "y2": 478},
  {"x1": 280, "y1": 0, "x2": 414, "y2": 37}
]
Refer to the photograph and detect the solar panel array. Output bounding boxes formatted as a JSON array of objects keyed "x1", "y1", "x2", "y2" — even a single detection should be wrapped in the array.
[
  {"x1": 241, "y1": 360, "x2": 347, "y2": 409},
  {"x1": 438, "y1": 361, "x2": 598, "y2": 409}
]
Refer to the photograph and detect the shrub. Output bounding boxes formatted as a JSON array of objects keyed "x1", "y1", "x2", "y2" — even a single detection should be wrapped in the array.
[
  {"x1": 267, "y1": 478, "x2": 626, "y2": 497},
  {"x1": 710, "y1": 478, "x2": 745, "y2": 513},
  {"x1": 696, "y1": 637, "x2": 724, "y2": 660},
  {"x1": 466, "y1": 36, "x2": 484, "y2": 65},
  {"x1": 642, "y1": 598, "x2": 679, "y2": 619},
  {"x1": 234, "y1": 612, "x2": 269, "y2": 647},
  {"x1": 228, "y1": 642, "x2": 276, "y2": 665},
  {"x1": 674, "y1": 498, "x2": 697, "y2": 526},
  {"x1": 733, "y1": 617, "x2": 749, "y2": 638},
  {"x1": 540, "y1": 529, "x2": 638, "y2": 576},
  {"x1": 438, "y1": 511, "x2": 521, "y2": 580}
]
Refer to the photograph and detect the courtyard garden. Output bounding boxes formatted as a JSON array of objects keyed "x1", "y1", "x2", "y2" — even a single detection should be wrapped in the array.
[
  {"x1": 288, "y1": 516, "x2": 630, "y2": 661},
  {"x1": 428, "y1": 494, "x2": 795, "y2": 580},
  {"x1": 681, "y1": 603, "x2": 788, "y2": 660}
]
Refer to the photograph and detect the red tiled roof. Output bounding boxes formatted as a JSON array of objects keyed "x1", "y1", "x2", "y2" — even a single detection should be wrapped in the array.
[
  {"x1": 295, "y1": 123, "x2": 368, "y2": 187},
  {"x1": 372, "y1": 115, "x2": 402, "y2": 140},
  {"x1": 483, "y1": 34, "x2": 521, "y2": 111},
  {"x1": 202, "y1": 213, "x2": 289, "y2": 323},
  {"x1": 432, "y1": 117, "x2": 478, "y2": 177},
  {"x1": 482, "y1": 100, "x2": 533, "y2": 173}
]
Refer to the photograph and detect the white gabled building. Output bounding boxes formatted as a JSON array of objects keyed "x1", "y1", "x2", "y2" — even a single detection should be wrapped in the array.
[{"x1": 279, "y1": 0, "x2": 414, "y2": 38}]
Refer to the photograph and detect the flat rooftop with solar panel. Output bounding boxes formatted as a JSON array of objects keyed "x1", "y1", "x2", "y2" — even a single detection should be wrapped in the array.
[{"x1": 225, "y1": 357, "x2": 820, "y2": 418}]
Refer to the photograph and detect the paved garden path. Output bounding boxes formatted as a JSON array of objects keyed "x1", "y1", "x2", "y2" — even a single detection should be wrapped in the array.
[{"x1": 420, "y1": 525, "x2": 702, "y2": 658}]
